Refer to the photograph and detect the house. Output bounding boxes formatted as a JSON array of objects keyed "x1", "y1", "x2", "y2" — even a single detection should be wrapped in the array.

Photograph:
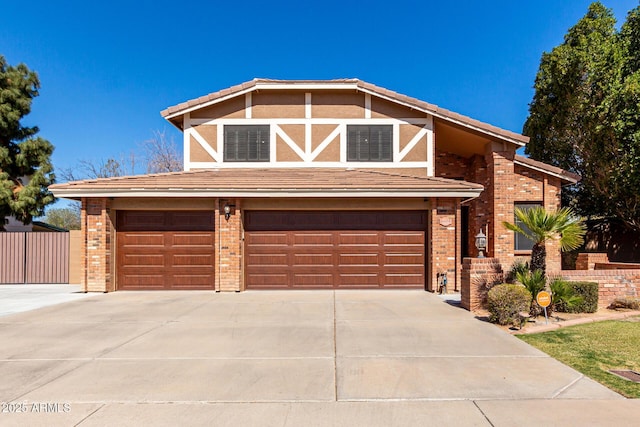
[{"x1": 50, "y1": 79, "x2": 578, "y2": 293}]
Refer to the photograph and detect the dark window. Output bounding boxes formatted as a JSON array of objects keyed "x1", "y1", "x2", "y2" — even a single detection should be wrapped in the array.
[
  {"x1": 347, "y1": 125, "x2": 392, "y2": 162},
  {"x1": 224, "y1": 125, "x2": 270, "y2": 162},
  {"x1": 514, "y1": 203, "x2": 541, "y2": 251}
]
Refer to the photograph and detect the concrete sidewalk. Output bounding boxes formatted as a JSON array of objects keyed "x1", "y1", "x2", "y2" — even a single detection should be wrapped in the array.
[
  {"x1": 0, "y1": 284, "x2": 97, "y2": 317},
  {"x1": 0, "y1": 290, "x2": 636, "y2": 426}
]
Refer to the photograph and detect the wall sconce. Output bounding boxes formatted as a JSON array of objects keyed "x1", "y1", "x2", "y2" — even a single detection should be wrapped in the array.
[
  {"x1": 475, "y1": 229, "x2": 487, "y2": 258},
  {"x1": 223, "y1": 203, "x2": 235, "y2": 220}
]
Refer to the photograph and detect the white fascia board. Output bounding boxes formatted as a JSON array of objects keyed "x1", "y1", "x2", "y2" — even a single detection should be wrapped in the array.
[
  {"x1": 51, "y1": 188, "x2": 483, "y2": 199},
  {"x1": 513, "y1": 159, "x2": 578, "y2": 184}
]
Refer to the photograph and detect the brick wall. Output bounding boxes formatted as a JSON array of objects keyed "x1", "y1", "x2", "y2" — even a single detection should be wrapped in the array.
[
  {"x1": 576, "y1": 253, "x2": 610, "y2": 270},
  {"x1": 81, "y1": 197, "x2": 113, "y2": 292},
  {"x1": 216, "y1": 199, "x2": 243, "y2": 291},
  {"x1": 557, "y1": 270, "x2": 640, "y2": 308},
  {"x1": 460, "y1": 257, "x2": 504, "y2": 311}
]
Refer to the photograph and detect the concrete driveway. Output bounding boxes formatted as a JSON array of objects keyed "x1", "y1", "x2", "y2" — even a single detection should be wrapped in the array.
[{"x1": 0, "y1": 290, "x2": 637, "y2": 426}]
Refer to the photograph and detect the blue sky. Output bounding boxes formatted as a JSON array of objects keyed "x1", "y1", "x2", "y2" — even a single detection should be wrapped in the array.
[{"x1": 1, "y1": 0, "x2": 638, "y2": 191}]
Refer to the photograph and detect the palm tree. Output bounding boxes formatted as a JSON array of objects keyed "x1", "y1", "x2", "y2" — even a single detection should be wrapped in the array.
[{"x1": 503, "y1": 206, "x2": 586, "y2": 275}]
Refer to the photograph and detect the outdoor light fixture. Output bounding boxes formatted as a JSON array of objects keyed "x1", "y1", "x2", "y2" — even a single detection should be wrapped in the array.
[
  {"x1": 475, "y1": 229, "x2": 487, "y2": 258},
  {"x1": 223, "y1": 204, "x2": 235, "y2": 220}
]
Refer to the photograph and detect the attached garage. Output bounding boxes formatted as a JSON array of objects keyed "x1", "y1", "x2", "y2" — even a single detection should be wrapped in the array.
[
  {"x1": 244, "y1": 211, "x2": 426, "y2": 289},
  {"x1": 116, "y1": 211, "x2": 216, "y2": 290}
]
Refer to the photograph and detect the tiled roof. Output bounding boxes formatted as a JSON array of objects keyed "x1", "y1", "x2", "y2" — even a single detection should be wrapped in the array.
[
  {"x1": 49, "y1": 168, "x2": 484, "y2": 198},
  {"x1": 160, "y1": 78, "x2": 529, "y2": 146},
  {"x1": 514, "y1": 155, "x2": 581, "y2": 184}
]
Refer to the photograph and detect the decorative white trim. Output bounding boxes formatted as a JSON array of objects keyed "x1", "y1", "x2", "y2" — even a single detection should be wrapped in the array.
[
  {"x1": 426, "y1": 115, "x2": 434, "y2": 176},
  {"x1": 245, "y1": 93, "x2": 252, "y2": 119},
  {"x1": 393, "y1": 124, "x2": 400, "y2": 162},
  {"x1": 310, "y1": 124, "x2": 342, "y2": 161},
  {"x1": 305, "y1": 93, "x2": 312, "y2": 119},
  {"x1": 183, "y1": 113, "x2": 191, "y2": 171},
  {"x1": 274, "y1": 125, "x2": 307, "y2": 161},
  {"x1": 398, "y1": 126, "x2": 429, "y2": 161},
  {"x1": 365, "y1": 93, "x2": 371, "y2": 119},
  {"x1": 187, "y1": 161, "x2": 430, "y2": 169},
  {"x1": 189, "y1": 117, "x2": 430, "y2": 126},
  {"x1": 187, "y1": 127, "x2": 221, "y2": 163}
]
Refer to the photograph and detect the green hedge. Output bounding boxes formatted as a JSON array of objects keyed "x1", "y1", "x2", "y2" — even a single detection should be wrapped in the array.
[
  {"x1": 487, "y1": 284, "x2": 531, "y2": 326},
  {"x1": 555, "y1": 281, "x2": 599, "y2": 313}
]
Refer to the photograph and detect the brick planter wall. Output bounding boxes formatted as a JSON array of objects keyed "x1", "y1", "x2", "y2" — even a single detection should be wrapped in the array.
[
  {"x1": 555, "y1": 270, "x2": 640, "y2": 308},
  {"x1": 461, "y1": 257, "x2": 504, "y2": 311}
]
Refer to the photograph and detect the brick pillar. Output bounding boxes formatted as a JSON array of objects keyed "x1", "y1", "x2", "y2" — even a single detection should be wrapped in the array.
[
  {"x1": 81, "y1": 197, "x2": 113, "y2": 292},
  {"x1": 216, "y1": 199, "x2": 243, "y2": 291},
  {"x1": 430, "y1": 198, "x2": 458, "y2": 292},
  {"x1": 461, "y1": 257, "x2": 504, "y2": 311},
  {"x1": 485, "y1": 143, "x2": 515, "y2": 269}
]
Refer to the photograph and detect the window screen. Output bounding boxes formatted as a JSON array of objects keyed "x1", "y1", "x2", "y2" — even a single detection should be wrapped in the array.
[
  {"x1": 224, "y1": 125, "x2": 270, "y2": 162},
  {"x1": 347, "y1": 125, "x2": 392, "y2": 162}
]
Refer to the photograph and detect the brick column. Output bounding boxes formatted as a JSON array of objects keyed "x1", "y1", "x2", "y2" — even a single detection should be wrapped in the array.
[
  {"x1": 81, "y1": 197, "x2": 113, "y2": 292},
  {"x1": 430, "y1": 198, "x2": 458, "y2": 292},
  {"x1": 485, "y1": 143, "x2": 516, "y2": 269},
  {"x1": 461, "y1": 257, "x2": 504, "y2": 311},
  {"x1": 216, "y1": 199, "x2": 243, "y2": 292}
]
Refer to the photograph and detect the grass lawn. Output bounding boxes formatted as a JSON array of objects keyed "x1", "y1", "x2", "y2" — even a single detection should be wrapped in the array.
[{"x1": 518, "y1": 316, "x2": 640, "y2": 398}]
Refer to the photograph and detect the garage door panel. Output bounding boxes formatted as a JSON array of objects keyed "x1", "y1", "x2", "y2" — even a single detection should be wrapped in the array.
[
  {"x1": 292, "y1": 273, "x2": 334, "y2": 288},
  {"x1": 292, "y1": 232, "x2": 333, "y2": 246},
  {"x1": 245, "y1": 211, "x2": 426, "y2": 290},
  {"x1": 293, "y1": 253, "x2": 334, "y2": 267},
  {"x1": 338, "y1": 232, "x2": 379, "y2": 246},
  {"x1": 122, "y1": 254, "x2": 165, "y2": 267},
  {"x1": 117, "y1": 211, "x2": 215, "y2": 290},
  {"x1": 247, "y1": 253, "x2": 288, "y2": 267}
]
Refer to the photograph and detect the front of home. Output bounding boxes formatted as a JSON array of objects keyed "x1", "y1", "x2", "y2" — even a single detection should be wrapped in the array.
[{"x1": 50, "y1": 79, "x2": 578, "y2": 293}]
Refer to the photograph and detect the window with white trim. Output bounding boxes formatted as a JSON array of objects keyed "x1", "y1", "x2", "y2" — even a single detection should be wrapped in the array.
[
  {"x1": 224, "y1": 125, "x2": 270, "y2": 162},
  {"x1": 347, "y1": 125, "x2": 392, "y2": 162},
  {"x1": 514, "y1": 203, "x2": 541, "y2": 251}
]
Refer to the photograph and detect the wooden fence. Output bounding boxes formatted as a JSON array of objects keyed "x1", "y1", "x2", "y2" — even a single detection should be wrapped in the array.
[{"x1": 0, "y1": 232, "x2": 70, "y2": 284}]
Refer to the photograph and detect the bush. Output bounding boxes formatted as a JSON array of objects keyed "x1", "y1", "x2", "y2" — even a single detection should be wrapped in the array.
[
  {"x1": 608, "y1": 297, "x2": 640, "y2": 310},
  {"x1": 550, "y1": 278, "x2": 583, "y2": 313},
  {"x1": 505, "y1": 259, "x2": 529, "y2": 284},
  {"x1": 487, "y1": 284, "x2": 532, "y2": 326},
  {"x1": 516, "y1": 269, "x2": 546, "y2": 317},
  {"x1": 555, "y1": 281, "x2": 599, "y2": 313}
]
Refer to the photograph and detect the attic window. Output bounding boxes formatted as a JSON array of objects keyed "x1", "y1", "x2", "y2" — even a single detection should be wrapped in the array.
[
  {"x1": 347, "y1": 125, "x2": 392, "y2": 162},
  {"x1": 224, "y1": 125, "x2": 270, "y2": 162}
]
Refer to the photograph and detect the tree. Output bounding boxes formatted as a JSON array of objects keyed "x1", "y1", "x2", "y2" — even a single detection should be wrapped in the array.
[
  {"x1": 524, "y1": 2, "x2": 640, "y2": 230},
  {"x1": 0, "y1": 55, "x2": 55, "y2": 231},
  {"x1": 503, "y1": 206, "x2": 586, "y2": 275},
  {"x1": 44, "y1": 203, "x2": 81, "y2": 230},
  {"x1": 60, "y1": 129, "x2": 182, "y2": 181},
  {"x1": 142, "y1": 129, "x2": 182, "y2": 174}
]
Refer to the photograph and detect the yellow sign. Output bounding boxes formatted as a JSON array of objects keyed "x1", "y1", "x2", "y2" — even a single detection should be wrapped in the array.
[{"x1": 536, "y1": 291, "x2": 551, "y2": 308}]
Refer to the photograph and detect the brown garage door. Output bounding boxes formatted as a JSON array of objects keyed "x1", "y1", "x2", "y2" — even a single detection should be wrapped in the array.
[
  {"x1": 117, "y1": 211, "x2": 215, "y2": 290},
  {"x1": 244, "y1": 211, "x2": 426, "y2": 289}
]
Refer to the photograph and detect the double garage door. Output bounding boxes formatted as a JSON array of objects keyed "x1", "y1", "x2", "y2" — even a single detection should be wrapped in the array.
[
  {"x1": 116, "y1": 210, "x2": 426, "y2": 290},
  {"x1": 244, "y1": 211, "x2": 426, "y2": 289}
]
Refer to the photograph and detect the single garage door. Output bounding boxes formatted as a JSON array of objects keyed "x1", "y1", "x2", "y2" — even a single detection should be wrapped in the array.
[
  {"x1": 244, "y1": 211, "x2": 426, "y2": 289},
  {"x1": 117, "y1": 211, "x2": 215, "y2": 290}
]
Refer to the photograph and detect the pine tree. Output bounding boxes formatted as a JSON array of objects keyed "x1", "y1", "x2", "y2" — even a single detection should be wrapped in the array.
[{"x1": 0, "y1": 55, "x2": 55, "y2": 230}]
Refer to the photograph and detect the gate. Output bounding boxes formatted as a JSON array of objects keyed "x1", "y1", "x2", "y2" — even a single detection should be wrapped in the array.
[{"x1": 0, "y1": 232, "x2": 70, "y2": 284}]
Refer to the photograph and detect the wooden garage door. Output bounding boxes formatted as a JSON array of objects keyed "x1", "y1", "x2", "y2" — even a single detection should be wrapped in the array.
[
  {"x1": 117, "y1": 211, "x2": 215, "y2": 290},
  {"x1": 244, "y1": 211, "x2": 426, "y2": 289}
]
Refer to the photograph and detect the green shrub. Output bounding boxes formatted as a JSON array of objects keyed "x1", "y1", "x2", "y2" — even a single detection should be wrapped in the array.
[
  {"x1": 550, "y1": 278, "x2": 583, "y2": 313},
  {"x1": 555, "y1": 281, "x2": 598, "y2": 313},
  {"x1": 516, "y1": 269, "x2": 546, "y2": 316},
  {"x1": 487, "y1": 284, "x2": 532, "y2": 326},
  {"x1": 505, "y1": 259, "x2": 529, "y2": 284},
  {"x1": 608, "y1": 297, "x2": 640, "y2": 310}
]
